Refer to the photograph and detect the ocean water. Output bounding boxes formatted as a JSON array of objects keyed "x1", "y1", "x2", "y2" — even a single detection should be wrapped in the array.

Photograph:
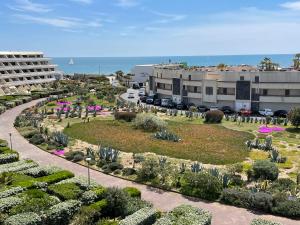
[{"x1": 52, "y1": 54, "x2": 295, "y2": 75}]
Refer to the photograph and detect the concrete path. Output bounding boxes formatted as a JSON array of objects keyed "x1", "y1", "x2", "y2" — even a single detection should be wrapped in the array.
[{"x1": 0, "y1": 99, "x2": 298, "y2": 225}]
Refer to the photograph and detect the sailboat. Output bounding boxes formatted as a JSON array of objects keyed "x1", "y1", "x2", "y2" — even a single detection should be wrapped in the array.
[{"x1": 69, "y1": 58, "x2": 74, "y2": 65}]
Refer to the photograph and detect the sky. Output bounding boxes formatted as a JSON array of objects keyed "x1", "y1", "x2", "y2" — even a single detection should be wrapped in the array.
[{"x1": 0, "y1": 0, "x2": 300, "y2": 57}]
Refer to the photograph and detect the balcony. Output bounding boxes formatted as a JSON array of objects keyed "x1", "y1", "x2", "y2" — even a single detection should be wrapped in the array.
[
  {"x1": 187, "y1": 92, "x2": 202, "y2": 99},
  {"x1": 0, "y1": 71, "x2": 58, "y2": 79},
  {"x1": 260, "y1": 96, "x2": 300, "y2": 103},
  {"x1": 217, "y1": 94, "x2": 235, "y2": 101},
  {"x1": 0, "y1": 78, "x2": 55, "y2": 87},
  {"x1": 0, "y1": 64, "x2": 57, "y2": 71},
  {"x1": 182, "y1": 80, "x2": 202, "y2": 86},
  {"x1": 156, "y1": 88, "x2": 172, "y2": 96},
  {"x1": 155, "y1": 78, "x2": 172, "y2": 84},
  {"x1": 0, "y1": 58, "x2": 51, "y2": 63}
]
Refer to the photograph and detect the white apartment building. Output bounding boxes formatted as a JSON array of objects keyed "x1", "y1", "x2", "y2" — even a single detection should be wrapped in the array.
[
  {"x1": 131, "y1": 64, "x2": 156, "y2": 86},
  {"x1": 149, "y1": 64, "x2": 300, "y2": 111},
  {"x1": 0, "y1": 51, "x2": 63, "y2": 96}
]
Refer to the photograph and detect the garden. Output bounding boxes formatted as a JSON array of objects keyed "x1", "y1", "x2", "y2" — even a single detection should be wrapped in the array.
[{"x1": 10, "y1": 77, "x2": 300, "y2": 221}]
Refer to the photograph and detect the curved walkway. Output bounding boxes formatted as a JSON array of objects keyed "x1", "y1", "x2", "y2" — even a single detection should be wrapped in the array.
[{"x1": 0, "y1": 99, "x2": 298, "y2": 225}]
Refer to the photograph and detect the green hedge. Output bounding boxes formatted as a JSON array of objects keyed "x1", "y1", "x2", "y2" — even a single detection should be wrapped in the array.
[
  {"x1": 250, "y1": 218, "x2": 282, "y2": 225},
  {"x1": 36, "y1": 170, "x2": 74, "y2": 184},
  {"x1": 119, "y1": 207, "x2": 157, "y2": 225},
  {"x1": 154, "y1": 205, "x2": 212, "y2": 225},
  {"x1": 0, "y1": 154, "x2": 19, "y2": 165},
  {"x1": 48, "y1": 183, "x2": 83, "y2": 200},
  {"x1": 123, "y1": 187, "x2": 141, "y2": 198}
]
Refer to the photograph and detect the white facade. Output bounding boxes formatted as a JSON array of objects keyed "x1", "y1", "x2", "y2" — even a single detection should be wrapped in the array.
[
  {"x1": 131, "y1": 64, "x2": 156, "y2": 86},
  {"x1": 0, "y1": 51, "x2": 63, "y2": 96}
]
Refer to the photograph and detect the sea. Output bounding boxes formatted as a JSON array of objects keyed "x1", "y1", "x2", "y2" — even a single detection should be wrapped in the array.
[{"x1": 52, "y1": 54, "x2": 295, "y2": 75}]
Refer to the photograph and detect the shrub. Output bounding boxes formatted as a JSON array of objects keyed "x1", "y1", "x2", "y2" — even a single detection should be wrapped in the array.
[
  {"x1": 48, "y1": 183, "x2": 83, "y2": 200},
  {"x1": 0, "y1": 196, "x2": 22, "y2": 213},
  {"x1": 102, "y1": 162, "x2": 123, "y2": 173},
  {"x1": 0, "y1": 154, "x2": 19, "y2": 165},
  {"x1": 153, "y1": 130, "x2": 180, "y2": 142},
  {"x1": 65, "y1": 151, "x2": 85, "y2": 162},
  {"x1": 56, "y1": 176, "x2": 98, "y2": 190},
  {"x1": 44, "y1": 200, "x2": 81, "y2": 225},
  {"x1": 21, "y1": 166, "x2": 63, "y2": 178},
  {"x1": 71, "y1": 199, "x2": 107, "y2": 225},
  {"x1": 271, "y1": 200, "x2": 300, "y2": 218},
  {"x1": 122, "y1": 168, "x2": 136, "y2": 176},
  {"x1": 23, "y1": 130, "x2": 39, "y2": 139},
  {"x1": 270, "y1": 178, "x2": 296, "y2": 192},
  {"x1": 0, "y1": 161, "x2": 38, "y2": 174},
  {"x1": 0, "y1": 187, "x2": 24, "y2": 198},
  {"x1": 4, "y1": 212, "x2": 42, "y2": 225},
  {"x1": 119, "y1": 207, "x2": 157, "y2": 225},
  {"x1": 252, "y1": 160, "x2": 279, "y2": 181},
  {"x1": 180, "y1": 172, "x2": 222, "y2": 201},
  {"x1": 36, "y1": 170, "x2": 74, "y2": 184},
  {"x1": 136, "y1": 158, "x2": 159, "y2": 182},
  {"x1": 134, "y1": 114, "x2": 167, "y2": 132},
  {"x1": 114, "y1": 112, "x2": 137, "y2": 122},
  {"x1": 123, "y1": 187, "x2": 141, "y2": 198},
  {"x1": 155, "y1": 204, "x2": 212, "y2": 225},
  {"x1": 29, "y1": 134, "x2": 45, "y2": 145},
  {"x1": 205, "y1": 110, "x2": 224, "y2": 123},
  {"x1": 288, "y1": 107, "x2": 300, "y2": 128},
  {"x1": 251, "y1": 218, "x2": 282, "y2": 225}
]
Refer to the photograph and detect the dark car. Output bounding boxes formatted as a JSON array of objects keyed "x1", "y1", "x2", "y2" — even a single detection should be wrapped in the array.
[
  {"x1": 221, "y1": 106, "x2": 234, "y2": 114},
  {"x1": 274, "y1": 110, "x2": 288, "y2": 118},
  {"x1": 140, "y1": 95, "x2": 147, "y2": 103},
  {"x1": 146, "y1": 94, "x2": 158, "y2": 104},
  {"x1": 176, "y1": 103, "x2": 187, "y2": 110},
  {"x1": 197, "y1": 105, "x2": 209, "y2": 113},
  {"x1": 154, "y1": 99, "x2": 161, "y2": 106}
]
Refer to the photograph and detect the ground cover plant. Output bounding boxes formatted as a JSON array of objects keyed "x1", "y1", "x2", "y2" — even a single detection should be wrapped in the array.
[{"x1": 64, "y1": 119, "x2": 253, "y2": 164}]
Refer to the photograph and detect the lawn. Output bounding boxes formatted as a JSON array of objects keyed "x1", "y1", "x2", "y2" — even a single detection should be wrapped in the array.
[{"x1": 64, "y1": 119, "x2": 254, "y2": 165}]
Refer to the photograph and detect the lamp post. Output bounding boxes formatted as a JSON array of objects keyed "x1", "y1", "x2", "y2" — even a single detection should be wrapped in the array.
[
  {"x1": 86, "y1": 157, "x2": 91, "y2": 186},
  {"x1": 9, "y1": 133, "x2": 12, "y2": 150}
]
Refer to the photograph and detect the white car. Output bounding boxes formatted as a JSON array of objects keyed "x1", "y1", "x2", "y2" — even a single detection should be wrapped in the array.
[
  {"x1": 209, "y1": 106, "x2": 219, "y2": 111},
  {"x1": 128, "y1": 93, "x2": 135, "y2": 99},
  {"x1": 138, "y1": 88, "x2": 145, "y2": 96},
  {"x1": 259, "y1": 108, "x2": 274, "y2": 116}
]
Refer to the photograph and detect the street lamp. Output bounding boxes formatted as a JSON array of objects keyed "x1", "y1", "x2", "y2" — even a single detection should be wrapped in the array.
[
  {"x1": 9, "y1": 133, "x2": 12, "y2": 150},
  {"x1": 86, "y1": 157, "x2": 91, "y2": 186}
]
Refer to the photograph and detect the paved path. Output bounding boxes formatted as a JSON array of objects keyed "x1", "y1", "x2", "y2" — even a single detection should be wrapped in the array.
[{"x1": 0, "y1": 99, "x2": 298, "y2": 225}]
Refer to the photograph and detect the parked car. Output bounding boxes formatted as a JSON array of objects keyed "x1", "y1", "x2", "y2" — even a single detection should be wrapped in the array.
[
  {"x1": 221, "y1": 106, "x2": 234, "y2": 114},
  {"x1": 128, "y1": 92, "x2": 135, "y2": 99},
  {"x1": 132, "y1": 83, "x2": 140, "y2": 89},
  {"x1": 274, "y1": 110, "x2": 288, "y2": 118},
  {"x1": 140, "y1": 95, "x2": 147, "y2": 103},
  {"x1": 176, "y1": 103, "x2": 187, "y2": 110},
  {"x1": 239, "y1": 108, "x2": 252, "y2": 116},
  {"x1": 154, "y1": 99, "x2": 161, "y2": 106},
  {"x1": 209, "y1": 106, "x2": 219, "y2": 111},
  {"x1": 161, "y1": 98, "x2": 172, "y2": 107},
  {"x1": 146, "y1": 94, "x2": 158, "y2": 104},
  {"x1": 197, "y1": 105, "x2": 209, "y2": 113},
  {"x1": 259, "y1": 108, "x2": 274, "y2": 116},
  {"x1": 138, "y1": 88, "x2": 145, "y2": 96}
]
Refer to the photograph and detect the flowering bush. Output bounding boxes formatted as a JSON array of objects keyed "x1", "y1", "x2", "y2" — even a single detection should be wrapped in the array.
[
  {"x1": 0, "y1": 196, "x2": 22, "y2": 212},
  {"x1": 0, "y1": 160, "x2": 38, "y2": 174},
  {"x1": 155, "y1": 205, "x2": 212, "y2": 225},
  {"x1": 21, "y1": 166, "x2": 63, "y2": 178},
  {"x1": 4, "y1": 212, "x2": 42, "y2": 225},
  {"x1": 80, "y1": 187, "x2": 106, "y2": 205},
  {"x1": 0, "y1": 154, "x2": 19, "y2": 165},
  {"x1": 119, "y1": 207, "x2": 157, "y2": 225},
  {"x1": 0, "y1": 187, "x2": 24, "y2": 198},
  {"x1": 251, "y1": 218, "x2": 282, "y2": 225},
  {"x1": 134, "y1": 114, "x2": 167, "y2": 132},
  {"x1": 56, "y1": 176, "x2": 98, "y2": 190},
  {"x1": 44, "y1": 200, "x2": 81, "y2": 225}
]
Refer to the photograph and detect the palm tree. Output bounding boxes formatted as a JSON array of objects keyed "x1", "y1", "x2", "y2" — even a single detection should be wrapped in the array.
[
  {"x1": 293, "y1": 53, "x2": 300, "y2": 70},
  {"x1": 259, "y1": 57, "x2": 279, "y2": 71}
]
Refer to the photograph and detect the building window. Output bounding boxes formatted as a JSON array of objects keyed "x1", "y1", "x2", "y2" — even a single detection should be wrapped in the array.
[
  {"x1": 183, "y1": 85, "x2": 186, "y2": 90},
  {"x1": 263, "y1": 89, "x2": 268, "y2": 96},
  {"x1": 160, "y1": 73, "x2": 162, "y2": 78},
  {"x1": 240, "y1": 76, "x2": 245, "y2": 81},
  {"x1": 180, "y1": 74, "x2": 182, "y2": 79},
  {"x1": 285, "y1": 89, "x2": 290, "y2": 96},
  {"x1": 188, "y1": 75, "x2": 191, "y2": 81},
  {"x1": 255, "y1": 76, "x2": 259, "y2": 83},
  {"x1": 194, "y1": 86, "x2": 197, "y2": 93},
  {"x1": 206, "y1": 87, "x2": 213, "y2": 95}
]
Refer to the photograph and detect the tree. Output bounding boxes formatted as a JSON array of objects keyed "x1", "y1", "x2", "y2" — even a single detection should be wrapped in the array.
[
  {"x1": 217, "y1": 63, "x2": 227, "y2": 70},
  {"x1": 288, "y1": 107, "x2": 300, "y2": 128},
  {"x1": 293, "y1": 53, "x2": 300, "y2": 70},
  {"x1": 259, "y1": 57, "x2": 279, "y2": 71}
]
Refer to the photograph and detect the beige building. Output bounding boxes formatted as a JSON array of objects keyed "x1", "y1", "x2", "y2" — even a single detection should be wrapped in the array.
[
  {"x1": 149, "y1": 64, "x2": 300, "y2": 111},
  {"x1": 0, "y1": 51, "x2": 63, "y2": 96}
]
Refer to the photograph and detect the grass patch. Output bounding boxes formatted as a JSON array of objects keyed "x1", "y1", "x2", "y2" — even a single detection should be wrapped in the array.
[
  {"x1": 64, "y1": 119, "x2": 253, "y2": 164},
  {"x1": 249, "y1": 150, "x2": 269, "y2": 161}
]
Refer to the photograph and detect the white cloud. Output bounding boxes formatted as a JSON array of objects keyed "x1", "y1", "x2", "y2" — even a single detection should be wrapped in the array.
[
  {"x1": 115, "y1": 0, "x2": 139, "y2": 8},
  {"x1": 280, "y1": 1, "x2": 300, "y2": 10},
  {"x1": 150, "y1": 10, "x2": 186, "y2": 24},
  {"x1": 7, "y1": 0, "x2": 52, "y2": 13},
  {"x1": 13, "y1": 14, "x2": 102, "y2": 29},
  {"x1": 69, "y1": 0, "x2": 93, "y2": 5}
]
